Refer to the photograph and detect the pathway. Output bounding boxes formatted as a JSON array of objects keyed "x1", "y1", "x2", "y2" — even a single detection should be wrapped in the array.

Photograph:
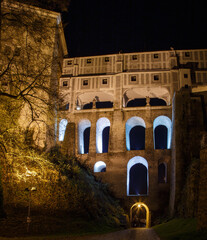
[{"x1": 67, "y1": 228, "x2": 160, "y2": 240}]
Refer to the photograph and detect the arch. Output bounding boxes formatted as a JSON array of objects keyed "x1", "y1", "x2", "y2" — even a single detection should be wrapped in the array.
[
  {"x1": 78, "y1": 119, "x2": 91, "y2": 154},
  {"x1": 126, "y1": 117, "x2": 146, "y2": 151},
  {"x1": 127, "y1": 156, "x2": 149, "y2": 196},
  {"x1": 94, "y1": 161, "x2": 106, "y2": 172},
  {"x1": 130, "y1": 202, "x2": 150, "y2": 228},
  {"x1": 153, "y1": 116, "x2": 172, "y2": 149},
  {"x1": 59, "y1": 119, "x2": 68, "y2": 141},
  {"x1": 123, "y1": 87, "x2": 170, "y2": 107},
  {"x1": 96, "y1": 117, "x2": 110, "y2": 153},
  {"x1": 158, "y1": 162, "x2": 167, "y2": 183},
  {"x1": 77, "y1": 91, "x2": 114, "y2": 110}
]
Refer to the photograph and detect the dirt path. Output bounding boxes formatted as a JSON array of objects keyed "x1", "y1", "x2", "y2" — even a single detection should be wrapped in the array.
[{"x1": 65, "y1": 228, "x2": 160, "y2": 240}]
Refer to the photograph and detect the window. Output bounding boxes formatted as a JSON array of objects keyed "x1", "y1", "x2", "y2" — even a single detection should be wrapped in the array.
[
  {"x1": 105, "y1": 57, "x2": 110, "y2": 62},
  {"x1": 184, "y1": 74, "x2": 188, "y2": 78},
  {"x1": 87, "y1": 59, "x2": 92, "y2": 64},
  {"x1": 154, "y1": 54, "x2": 159, "y2": 59},
  {"x1": 154, "y1": 75, "x2": 159, "y2": 81},
  {"x1": 63, "y1": 81, "x2": 68, "y2": 87},
  {"x1": 132, "y1": 55, "x2": 137, "y2": 60},
  {"x1": 102, "y1": 79, "x2": 108, "y2": 84},
  {"x1": 67, "y1": 60, "x2": 72, "y2": 65},
  {"x1": 83, "y1": 80, "x2": 88, "y2": 86},
  {"x1": 131, "y1": 76, "x2": 137, "y2": 82},
  {"x1": 185, "y1": 52, "x2": 190, "y2": 57}
]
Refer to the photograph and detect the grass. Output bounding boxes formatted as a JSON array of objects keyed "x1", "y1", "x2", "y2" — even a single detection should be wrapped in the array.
[
  {"x1": 0, "y1": 215, "x2": 122, "y2": 240},
  {"x1": 153, "y1": 218, "x2": 207, "y2": 240}
]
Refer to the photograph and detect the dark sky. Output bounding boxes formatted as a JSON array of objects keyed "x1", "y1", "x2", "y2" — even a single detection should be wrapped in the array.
[{"x1": 63, "y1": 0, "x2": 207, "y2": 57}]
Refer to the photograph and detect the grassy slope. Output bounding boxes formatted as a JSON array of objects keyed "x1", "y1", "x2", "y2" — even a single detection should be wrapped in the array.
[{"x1": 153, "y1": 218, "x2": 207, "y2": 240}]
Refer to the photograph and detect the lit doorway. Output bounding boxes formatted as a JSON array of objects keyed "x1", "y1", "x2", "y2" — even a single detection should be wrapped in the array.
[{"x1": 130, "y1": 202, "x2": 150, "y2": 228}]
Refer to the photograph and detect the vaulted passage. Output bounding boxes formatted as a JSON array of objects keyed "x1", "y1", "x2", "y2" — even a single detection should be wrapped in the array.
[
  {"x1": 154, "y1": 125, "x2": 167, "y2": 149},
  {"x1": 78, "y1": 119, "x2": 91, "y2": 154},
  {"x1": 127, "y1": 156, "x2": 148, "y2": 196},
  {"x1": 102, "y1": 126, "x2": 110, "y2": 153},
  {"x1": 150, "y1": 98, "x2": 167, "y2": 106},
  {"x1": 83, "y1": 127, "x2": 90, "y2": 154},
  {"x1": 94, "y1": 161, "x2": 106, "y2": 172},
  {"x1": 127, "y1": 98, "x2": 146, "y2": 107},
  {"x1": 126, "y1": 117, "x2": 146, "y2": 151},
  {"x1": 96, "y1": 117, "x2": 110, "y2": 153},
  {"x1": 83, "y1": 101, "x2": 113, "y2": 109},
  {"x1": 153, "y1": 116, "x2": 172, "y2": 149},
  {"x1": 129, "y1": 126, "x2": 145, "y2": 150},
  {"x1": 129, "y1": 163, "x2": 147, "y2": 195}
]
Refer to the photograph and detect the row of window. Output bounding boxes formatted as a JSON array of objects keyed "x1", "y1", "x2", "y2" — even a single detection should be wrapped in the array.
[
  {"x1": 62, "y1": 73, "x2": 189, "y2": 88},
  {"x1": 59, "y1": 116, "x2": 172, "y2": 154},
  {"x1": 94, "y1": 156, "x2": 167, "y2": 196},
  {"x1": 66, "y1": 52, "x2": 193, "y2": 66}
]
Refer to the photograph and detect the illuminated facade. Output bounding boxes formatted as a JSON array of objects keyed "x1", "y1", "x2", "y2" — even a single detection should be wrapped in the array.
[{"x1": 59, "y1": 49, "x2": 207, "y2": 219}]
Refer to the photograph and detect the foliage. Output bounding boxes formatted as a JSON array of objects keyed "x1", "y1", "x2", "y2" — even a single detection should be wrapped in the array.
[
  {"x1": 0, "y1": 0, "x2": 65, "y2": 150},
  {"x1": 153, "y1": 218, "x2": 207, "y2": 240}
]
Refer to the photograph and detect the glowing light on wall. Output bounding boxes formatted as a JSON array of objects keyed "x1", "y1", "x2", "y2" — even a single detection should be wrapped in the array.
[
  {"x1": 59, "y1": 119, "x2": 68, "y2": 141},
  {"x1": 153, "y1": 116, "x2": 172, "y2": 149},
  {"x1": 96, "y1": 117, "x2": 110, "y2": 153},
  {"x1": 94, "y1": 161, "x2": 106, "y2": 172},
  {"x1": 127, "y1": 156, "x2": 149, "y2": 196},
  {"x1": 125, "y1": 117, "x2": 146, "y2": 151},
  {"x1": 78, "y1": 119, "x2": 91, "y2": 154}
]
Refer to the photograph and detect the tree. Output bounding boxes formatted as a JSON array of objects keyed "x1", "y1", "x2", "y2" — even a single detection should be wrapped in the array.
[{"x1": 0, "y1": 0, "x2": 67, "y2": 149}]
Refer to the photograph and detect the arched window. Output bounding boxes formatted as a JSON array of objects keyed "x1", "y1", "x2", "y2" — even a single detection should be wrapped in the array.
[
  {"x1": 59, "y1": 119, "x2": 68, "y2": 141},
  {"x1": 127, "y1": 156, "x2": 149, "y2": 196},
  {"x1": 78, "y1": 119, "x2": 91, "y2": 154},
  {"x1": 94, "y1": 161, "x2": 106, "y2": 172},
  {"x1": 96, "y1": 117, "x2": 110, "y2": 153},
  {"x1": 126, "y1": 117, "x2": 146, "y2": 151},
  {"x1": 153, "y1": 116, "x2": 172, "y2": 149},
  {"x1": 158, "y1": 163, "x2": 167, "y2": 183}
]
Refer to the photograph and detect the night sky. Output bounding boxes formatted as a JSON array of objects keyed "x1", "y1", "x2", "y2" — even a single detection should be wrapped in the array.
[{"x1": 63, "y1": 0, "x2": 207, "y2": 57}]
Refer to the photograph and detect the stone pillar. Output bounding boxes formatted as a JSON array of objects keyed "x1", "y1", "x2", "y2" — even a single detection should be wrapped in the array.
[{"x1": 89, "y1": 118, "x2": 96, "y2": 154}]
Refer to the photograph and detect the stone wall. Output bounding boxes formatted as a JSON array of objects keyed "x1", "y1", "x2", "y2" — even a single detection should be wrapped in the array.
[
  {"x1": 197, "y1": 134, "x2": 207, "y2": 229},
  {"x1": 170, "y1": 87, "x2": 206, "y2": 219},
  {"x1": 61, "y1": 105, "x2": 172, "y2": 216}
]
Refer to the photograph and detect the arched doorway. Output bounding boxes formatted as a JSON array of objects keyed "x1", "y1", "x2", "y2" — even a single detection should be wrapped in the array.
[{"x1": 130, "y1": 202, "x2": 150, "y2": 228}]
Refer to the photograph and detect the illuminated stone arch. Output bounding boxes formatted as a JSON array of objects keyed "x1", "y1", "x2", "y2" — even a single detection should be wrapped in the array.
[
  {"x1": 126, "y1": 117, "x2": 146, "y2": 151},
  {"x1": 96, "y1": 117, "x2": 110, "y2": 153},
  {"x1": 76, "y1": 91, "x2": 114, "y2": 110},
  {"x1": 78, "y1": 119, "x2": 91, "y2": 154},
  {"x1": 130, "y1": 202, "x2": 150, "y2": 228},
  {"x1": 59, "y1": 119, "x2": 68, "y2": 141},
  {"x1": 158, "y1": 162, "x2": 167, "y2": 183},
  {"x1": 153, "y1": 116, "x2": 172, "y2": 149},
  {"x1": 94, "y1": 161, "x2": 106, "y2": 172},
  {"x1": 127, "y1": 156, "x2": 149, "y2": 196},
  {"x1": 123, "y1": 87, "x2": 170, "y2": 107}
]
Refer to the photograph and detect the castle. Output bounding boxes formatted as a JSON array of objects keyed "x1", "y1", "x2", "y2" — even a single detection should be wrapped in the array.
[
  {"x1": 1, "y1": 0, "x2": 207, "y2": 228},
  {"x1": 59, "y1": 49, "x2": 207, "y2": 226}
]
